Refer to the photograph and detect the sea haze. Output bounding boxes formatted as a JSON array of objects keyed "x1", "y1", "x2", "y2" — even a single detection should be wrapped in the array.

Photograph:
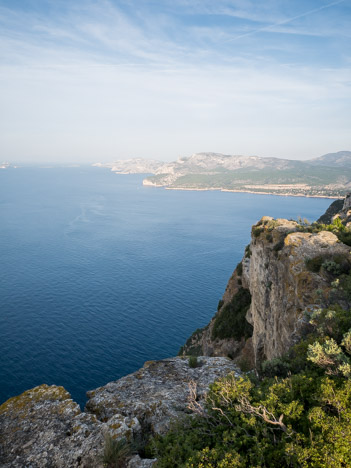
[{"x1": 0, "y1": 167, "x2": 333, "y2": 407}]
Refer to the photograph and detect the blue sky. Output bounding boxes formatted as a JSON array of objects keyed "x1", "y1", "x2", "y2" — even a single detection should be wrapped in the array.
[{"x1": 0, "y1": 0, "x2": 350, "y2": 163}]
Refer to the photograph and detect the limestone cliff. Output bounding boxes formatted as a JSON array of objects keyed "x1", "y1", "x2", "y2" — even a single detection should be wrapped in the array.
[{"x1": 182, "y1": 195, "x2": 351, "y2": 367}]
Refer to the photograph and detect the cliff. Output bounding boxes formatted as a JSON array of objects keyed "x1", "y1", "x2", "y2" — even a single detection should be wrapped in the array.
[
  {"x1": 182, "y1": 195, "x2": 351, "y2": 367},
  {"x1": 0, "y1": 357, "x2": 238, "y2": 467},
  {"x1": 1, "y1": 195, "x2": 351, "y2": 467}
]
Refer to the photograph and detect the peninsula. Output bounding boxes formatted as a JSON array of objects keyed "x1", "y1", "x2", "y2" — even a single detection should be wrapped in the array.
[{"x1": 95, "y1": 151, "x2": 351, "y2": 198}]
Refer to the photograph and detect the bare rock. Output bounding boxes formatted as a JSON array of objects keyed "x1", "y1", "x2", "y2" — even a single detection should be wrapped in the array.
[
  {"x1": 0, "y1": 384, "x2": 104, "y2": 467},
  {"x1": 86, "y1": 356, "x2": 239, "y2": 435}
]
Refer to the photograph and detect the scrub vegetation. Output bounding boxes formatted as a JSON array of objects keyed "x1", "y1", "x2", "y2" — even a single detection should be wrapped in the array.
[{"x1": 149, "y1": 303, "x2": 351, "y2": 467}]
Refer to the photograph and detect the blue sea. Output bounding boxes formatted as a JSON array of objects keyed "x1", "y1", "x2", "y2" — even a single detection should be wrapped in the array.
[{"x1": 0, "y1": 166, "x2": 333, "y2": 407}]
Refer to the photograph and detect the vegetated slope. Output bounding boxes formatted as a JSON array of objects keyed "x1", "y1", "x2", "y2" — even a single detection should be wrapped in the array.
[
  {"x1": 143, "y1": 151, "x2": 351, "y2": 197},
  {"x1": 154, "y1": 195, "x2": 351, "y2": 467}
]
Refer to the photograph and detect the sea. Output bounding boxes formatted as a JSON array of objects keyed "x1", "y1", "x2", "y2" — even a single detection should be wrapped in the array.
[{"x1": 0, "y1": 166, "x2": 333, "y2": 408}]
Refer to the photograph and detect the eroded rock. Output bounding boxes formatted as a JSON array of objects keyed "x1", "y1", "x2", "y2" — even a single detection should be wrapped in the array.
[
  {"x1": 86, "y1": 357, "x2": 239, "y2": 435},
  {"x1": 0, "y1": 358, "x2": 238, "y2": 467},
  {"x1": 0, "y1": 384, "x2": 104, "y2": 467}
]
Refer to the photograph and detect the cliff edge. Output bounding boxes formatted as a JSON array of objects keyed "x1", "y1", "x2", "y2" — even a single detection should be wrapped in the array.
[{"x1": 182, "y1": 194, "x2": 351, "y2": 368}]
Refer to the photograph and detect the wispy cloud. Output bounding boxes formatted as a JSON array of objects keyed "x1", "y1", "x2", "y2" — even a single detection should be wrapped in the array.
[
  {"x1": 223, "y1": 0, "x2": 347, "y2": 42},
  {"x1": 0, "y1": 0, "x2": 350, "y2": 162}
]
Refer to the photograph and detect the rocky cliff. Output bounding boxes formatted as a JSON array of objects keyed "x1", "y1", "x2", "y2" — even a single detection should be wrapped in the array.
[
  {"x1": 1, "y1": 196, "x2": 351, "y2": 467},
  {"x1": 0, "y1": 357, "x2": 238, "y2": 467},
  {"x1": 182, "y1": 195, "x2": 351, "y2": 367}
]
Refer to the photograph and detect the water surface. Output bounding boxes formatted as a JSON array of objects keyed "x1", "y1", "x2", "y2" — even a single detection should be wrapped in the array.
[{"x1": 0, "y1": 166, "x2": 332, "y2": 406}]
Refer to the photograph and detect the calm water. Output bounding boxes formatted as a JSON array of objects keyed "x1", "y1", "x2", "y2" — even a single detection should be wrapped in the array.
[{"x1": 0, "y1": 166, "x2": 332, "y2": 407}]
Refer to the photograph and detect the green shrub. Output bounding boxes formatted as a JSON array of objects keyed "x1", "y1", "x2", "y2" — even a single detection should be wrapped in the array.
[
  {"x1": 188, "y1": 356, "x2": 198, "y2": 368},
  {"x1": 322, "y1": 260, "x2": 342, "y2": 275},
  {"x1": 305, "y1": 255, "x2": 324, "y2": 273},
  {"x1": 245, "y1": 244, "x2": 252, "y2": 258},
  {"x1": 261, "y1": 357, "x2": 290, "y2": 378},
  {"x1": 337, "y1": 229, "x2": 351, "y2": 246},
  {"x1": 236, "y1": 261, "x2": 243, "y2": 276},
  {"x1": 102, "y1": 435, "x2": 132, "y2": 468},
  {"x1": 273, "y1": 238, "x2": 285, "y2": 253},
  {"x1": 252, "y1": 226, "x2": 264, "y2": 238},
  {"x1": 340, "y1": 274, "x2": 351, "y2": 300},
  {"x1": 154, "y1": 304, "x2": 351, "y2": 468},
  {"x1": 212, "y1": 288, "x2": 252, "y2": 340}
]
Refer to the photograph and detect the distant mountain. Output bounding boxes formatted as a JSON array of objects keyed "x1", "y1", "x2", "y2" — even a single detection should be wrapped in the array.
[
  {"x1": 93, "y1": 158, "x2": 163, "y2": 174},
  {"x1": 307, "y1": 151, "x2": 351, "y2": 167},
  {"x1": 94, "y1": 151, "x2": 351, "y2": 198}
]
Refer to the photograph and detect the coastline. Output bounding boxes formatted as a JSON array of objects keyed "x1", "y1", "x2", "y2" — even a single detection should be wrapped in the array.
[{"x1": 160, "y1": 185, "x2": 342, "y2": 199}]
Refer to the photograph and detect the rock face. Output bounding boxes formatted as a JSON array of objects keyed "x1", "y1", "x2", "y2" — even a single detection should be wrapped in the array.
[
  {"x1": 0, "y1": 385, "x2": 104, "y2": 468},
  {"x1": 249, "y1": 221, "x2": 350, "y2": 363},
  {"x1": 183, "y1": 208, "x2": 351, "y2": 366},
  {"x1": 86, "y1": 357, "x2": 238, "y2": 435},
  {"x1": 0, "y1": 358, "x2": 238, "y2": 467}
]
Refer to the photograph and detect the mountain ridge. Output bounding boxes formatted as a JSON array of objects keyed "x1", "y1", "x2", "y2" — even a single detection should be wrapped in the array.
[{"x1": 95, "y1": 151, "x2": 351, "y2": 198}]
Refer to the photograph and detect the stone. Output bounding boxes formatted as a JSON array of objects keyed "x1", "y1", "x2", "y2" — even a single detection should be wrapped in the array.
[
  {"x1": 86, "y1": 356, "x2": 239, "y2": 435},
  {"x1": 0, "y1": 358, "x2": 239, "y2": 467},
  {"x1": 0, "y1": 385, "x2": 104, "y2": 467}
]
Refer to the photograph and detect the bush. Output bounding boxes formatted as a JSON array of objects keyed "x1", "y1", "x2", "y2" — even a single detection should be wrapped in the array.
[
  {"x1": 273, "y1": 238, "x2": 285, "y2": 253},
  {"x1": 252, "y1": 226, "x2": 264, "y2": 238},
  {"x1": 305, "y1": 256, "x2": 324, "y2": 273},
  {"x1": 245, "y1": 244, "x2": 252, "y2": 258},
  {"x1": 212, "y1": 288, "x2": 252, "y2": 341},
  {"x1": 261, "y1": 357, "x2": 289, "y2": 378},
  {"x1": 102, "y1": 435, "x2": 132, "y2": 468},
  {"x1": 188, "y1": 356, "x2": 198, "y2": 368},
  {"x1": 154, "y1": 305, "x2": 351, "y2": 468},
  {"x1": 322, "y1": 260, "x2": 342, "y2": 275}
]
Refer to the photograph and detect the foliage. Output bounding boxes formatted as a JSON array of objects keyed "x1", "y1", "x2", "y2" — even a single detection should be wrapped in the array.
[
  {"x1": 305, "y1": 256, "x2": 324, "y2": 273},
  {"x1": 211, "y1": 288, "x2": 252, "y2": 341},
  {"x1": 296, "y1": 217, "x2": 351, "y2": 247},
  {"x1": 252, "y1": 226, "x2": 264, "y2": 238},
  {"x1": 188, "y1": 356, "x2": 199, "y2": 368},
  {"x1": 245, "y1": 244, "x2": 252, "y2": 258},
  {"x1": 153, "y1": 304, "x2": 351, "y2": 467},
  {"x1": 102, "y1": 434, "x2": 132, "y2": 468},
  {"x1": 236, "y1": 261, "x2": 243, "y2": 277}
]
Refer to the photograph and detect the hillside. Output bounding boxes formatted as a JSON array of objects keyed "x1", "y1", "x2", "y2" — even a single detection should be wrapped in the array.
[
  {"x1": 94, "y1": 151, "x2": 351, "y2": 197},
  {"x1": 143, "y1": 151, "x2": 351, "y2": 197}
]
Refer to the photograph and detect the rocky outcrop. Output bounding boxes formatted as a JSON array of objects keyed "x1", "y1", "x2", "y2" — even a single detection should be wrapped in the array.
[
  {"x1": 182, "y1": 208, "x2": 351, "y2": 366},
  {"x1": 0, "y1": 385, "x2": 104, "y2": 468},
  {"x1": 86, "y1": 357, "x2": 238, "y2": 434},
  {"x1": 317, "y1": 199, "x2": 344, "y2": 224},
  {"x1": 0, "y1": 357, "x2": 238, "y2": 467},
  {"x1": 249, "y1": 220, "x2": 350, "y2": 363}
]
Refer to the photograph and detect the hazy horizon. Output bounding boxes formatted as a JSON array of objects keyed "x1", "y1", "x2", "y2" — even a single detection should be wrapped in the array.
[{"x1": 1, "y1": 0, "x2": 350, "y2": 164}]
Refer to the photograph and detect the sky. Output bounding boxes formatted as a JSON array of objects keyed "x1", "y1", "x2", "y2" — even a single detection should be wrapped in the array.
[{"x1": 0, "y1": 0, "x2": 350, "y2": 163}]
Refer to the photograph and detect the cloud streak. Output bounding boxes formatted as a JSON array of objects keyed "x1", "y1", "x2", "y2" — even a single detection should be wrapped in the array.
[
  {"x1": 223, "y1": 0, "x2": 347, "y2": 42},
  {"x1": 0, "y1": 0, "x2": 350, "y2": 162}
]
